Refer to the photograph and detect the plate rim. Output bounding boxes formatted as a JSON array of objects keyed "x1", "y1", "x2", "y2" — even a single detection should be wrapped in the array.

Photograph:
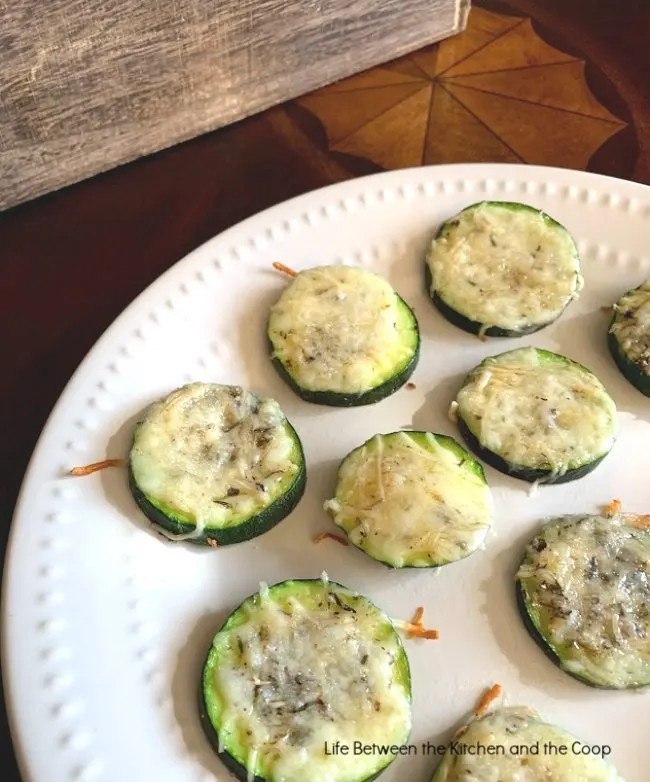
[{"x1": 3, "y1": 162, "x2": 649, "y2": 782}]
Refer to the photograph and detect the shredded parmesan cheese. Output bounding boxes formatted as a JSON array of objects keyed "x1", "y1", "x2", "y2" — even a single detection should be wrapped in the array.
[
  {"x1": 207, "y1": 581, "x2": 411, "y2": 780},
  {"x1": 406, "y1": 606, "x2": 424, "y2": 640},
  {"x1": 527, "y1": 480, "x2": 540, "y2": 497},
  {"x1": 393, "y1": 606, "x2": 439, "y2": 641},
  {"x1": 69, "y1": 458, "x2": 123, "y2": 476},
  {"x1": 410, "y1": 606, "x2": 424, "y2": 626},
  {"x1": 272, "y1": 261, "x2": 298, "y2": 277},
  {"x1": 474, "y1": 683, "x2": 502, "y2": 718},
  {"x1": 609, "y1": 280, "x2": 650, "y2": 373},
  {"x1": 324, "y1": 431, "x2": 492, "y2": 568},
  {"x1": 604, "y1": 498, "x2": 622, "y2": 517},
  {"x1": 438, "y1": 706, "x2": 617, "y2": 779},
  {"x1": 603, "y1": 499, "x2": 650, "y2": 529},
  {"x1": 427, "y1": 202, "x2": 581, "y2": 332},
  {"x1": 313, "y1": 531, "x2": 349, "y2": 546},
  {"x1": 457, "y1": 348, "x2": 617, "y2": 474},
  {"x1": 130, "y1": 384, "x2": 299, "y2": 539},
  {"x1": 267, "y1": 266, "x2": 416, "y2": 394},
  {"x1": 519, "y1": 513, "x2": 650, "y2": 688},
  {"x1": 627, "y1": 514, "x2": 650, "y2": 530}
]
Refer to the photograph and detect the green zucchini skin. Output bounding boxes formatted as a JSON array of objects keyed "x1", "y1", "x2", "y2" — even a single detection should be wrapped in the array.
[
  {"x1": 199, "y1": 707, "x2": 385, "y2": 782},
  {"x1": 514, "y1": 580, "x2": 606, "y2": 690},
  {"x1": 425, "y1": 201, "x2": 581, "y2": 338},
  {"x1": 128, "y1": 443, "x2": 306, "y2": 546},
  {"x1": 516, "y1": 514, "x2": 650, "y2": 689},
  {"x1": 607, "y1": 318, "x2": 650, "y2": 397},
  {"x1": 128, "y1": 383, "x2": 307, "y2": 546},
  {"x1": 267, "y1": 266, "x2": 420, "y2": 407},
  {"x1": 198, "y1": 697, "x2": 267, "y2": 782},
  {"x1": 268, "y1": 303, "x2": 420, "y2": 407},
  {"x1": 424, "y1": 264, "x2": 557, "y2": 338},
  {"x1": 200, "y1": 579, "x2": 411, "y2": 782},
  {"x1": 606, "y1": 280, "x2": 650, "y2": 396},
  {"x1": 326, "y1": 431, "x2": 493, "y2": 569},
  {"x1": 454, "y1": 347, "x2": 617, "y2": 485},
  {"x1": 457, "y1": 418, "x2": 608, "y2": 485},
  {"x1": 430, "y1": 706, "x2": 624, "y2": 781}
]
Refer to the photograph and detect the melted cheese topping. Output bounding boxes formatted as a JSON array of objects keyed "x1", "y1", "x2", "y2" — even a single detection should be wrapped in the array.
[
  {"x1": 427, "y1": 203, "x2": 582, "y2": 331},
  {"x1": 435, "y1": 708, "x2": 621, "y2": 781},
  {"x1": 130, "y1": 383, "x2": 300, "y2": 536},
  {"x1": 609, "y1": 279, "x2": 650, "y2": 373},
  {"x1": 456, "y1": 348, "x2": 617, "y2": 472},
  {"x1": 267, "y1": 266, "x2": 417, "y2": 393},
  {"x1": 325, "y1": 432, "x2": 493, "y2": 567},
  {"x1": 518, "y1": 514, "x2": 650, "y2": 688},
  {"x1": 205, "y1": 581, "x2": 411, "y2": 782}
]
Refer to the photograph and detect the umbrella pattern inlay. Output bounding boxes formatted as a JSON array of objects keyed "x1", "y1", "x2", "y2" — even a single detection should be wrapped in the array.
[{"x1": 293, "y1": 6, "x2": 629, "y2": 173}]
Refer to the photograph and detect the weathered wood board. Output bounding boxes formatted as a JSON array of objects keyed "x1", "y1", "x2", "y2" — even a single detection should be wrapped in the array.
[{"x1": 0, "y1": 0, "x2": 469, "y2": 211}]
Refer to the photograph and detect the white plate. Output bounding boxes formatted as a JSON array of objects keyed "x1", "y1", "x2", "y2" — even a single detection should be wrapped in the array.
[{"x1": 3, "y1": 164, "x2": 649, "y2": 782}]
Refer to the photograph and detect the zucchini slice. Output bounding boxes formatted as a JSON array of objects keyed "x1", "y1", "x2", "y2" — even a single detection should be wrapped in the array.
[
  {"x1": 425, "y1": 201, "x2": 582, "y2": 337},
  {"x1": 201, "y1": 578, "x2": 412, "y2": 782},
  {"x1": 517, "y1": 513, "x2": 650, "y2": 689},
  {"x1": 267, "y1": 265, "x2": 419, "y2": 406},
  {"x1": 432, "y1": 706, "x2": 622, "y2": 781},
  {"x1": 608, "y1": 279, "x2": 650, "y2": 396},
  {"x1": 324, "y1": 431, "x2": 493, "y2": 568},
  {"x1": 455, "y1": 347, "x2": 617, "y2": 484},
  {"x1": 128, "y1": 383, "x2": 306, "y2": 546}
]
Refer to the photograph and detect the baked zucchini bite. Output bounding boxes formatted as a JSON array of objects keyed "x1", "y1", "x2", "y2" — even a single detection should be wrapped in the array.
[
  {"x1": 432, "y1": 707, "x2": 622, "y2": 781},
  {"x1": 267, "y1": 265, "x2": 419, "y2": 406},
  {"x1": 455, "y1": 347, "x2": 617, "y2": 484},
  {"x1": 517, "y1": 513, "x2": 650, "y2": 689},
  {"x1": 201, "y1": 578, "x2": 412, "y2": 782},
  {"x1": 425, "y1": 201, "x2": 582, "y2": 337},
  {"x1": 608, "y1": 279, "x2": 650, "y2": 396},
  {"x1": 128, "y1": 383, "x2": 306, "y2": 545},
  {"x1": 324, "y1": 431, "x2": 493, "y2": 568}
]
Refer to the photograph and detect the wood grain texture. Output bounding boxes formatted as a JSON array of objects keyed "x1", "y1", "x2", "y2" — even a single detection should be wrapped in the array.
[
  {"x1": 293, "y1": 5, "x2": 632, "y2": 176},
  {"x1": 1, "y1": 2, "x2": 648, "y2": 778},
  {"x1": 0, "y1": 0, "x2": 469, "y2": 210}
]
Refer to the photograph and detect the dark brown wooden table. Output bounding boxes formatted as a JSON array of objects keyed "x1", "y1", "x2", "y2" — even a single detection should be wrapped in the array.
[{"x1": 1, "y1": 0, "x2": 648, "y2": 778}]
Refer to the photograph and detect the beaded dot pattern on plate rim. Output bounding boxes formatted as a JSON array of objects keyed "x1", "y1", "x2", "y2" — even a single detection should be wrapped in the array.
[{"x1": 6, "y1": 166, "x2": 650, "y2": 782}]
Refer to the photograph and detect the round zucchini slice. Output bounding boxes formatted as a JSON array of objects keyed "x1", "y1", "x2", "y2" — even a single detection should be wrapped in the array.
[
  {"x1": 201, "y1": 578, "x2": 412, "y2": 782},
  {"x1": 608, "y1": 279, "x2": 650, "y2": 396},
  {"x1": 324, "y1": 431, "x2": 493, "y2": 568},
  {"x1": 432, "y1": 707, "x2": 622, "y2": 781},
  {"x1": 425, "y1": 201, "x2": 582, "y2": 337},
  {"x1": 455, "y1": 347, "x2": 617, "y2": 484},
  {"x1": 128, "y1": 383, "x2": 306, "y2": 545},
  {"x1": 267, "y1": 265, "x2": 420, "y2": 406},
  {"x1": 517, "y1": 513, "x2": 650, "y2": 689}
]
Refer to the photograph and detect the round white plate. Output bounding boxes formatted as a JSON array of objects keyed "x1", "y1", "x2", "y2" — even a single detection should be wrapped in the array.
[{"x1": 3, "y1": 164, "x2": 649, "y2": 782}]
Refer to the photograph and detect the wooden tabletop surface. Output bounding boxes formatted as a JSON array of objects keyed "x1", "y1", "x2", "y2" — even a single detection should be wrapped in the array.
[{"x1": 1, "y1": 0, "x2": 648, "y2": 777}]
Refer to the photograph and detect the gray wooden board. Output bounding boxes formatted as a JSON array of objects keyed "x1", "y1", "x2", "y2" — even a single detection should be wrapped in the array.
[{"x1": 0, "y1": 0, "x2": 469, "y2": 211}]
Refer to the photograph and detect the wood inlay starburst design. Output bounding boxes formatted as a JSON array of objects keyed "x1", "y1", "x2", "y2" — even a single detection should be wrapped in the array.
[{"x1": 294, "y1": 7, "x2": 628, "y2": 172}]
